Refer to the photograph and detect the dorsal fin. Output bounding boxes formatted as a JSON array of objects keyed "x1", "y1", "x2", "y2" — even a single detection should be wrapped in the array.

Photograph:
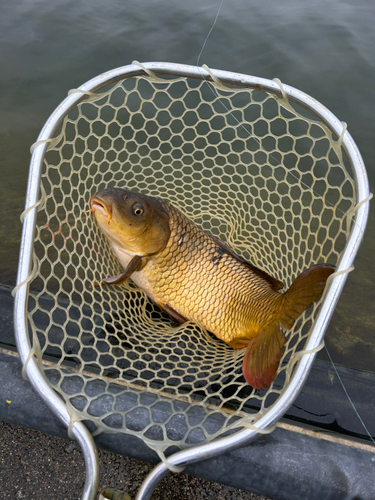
[{"x1": 210, "y1": 235, "x2": 284, "y2": 291}]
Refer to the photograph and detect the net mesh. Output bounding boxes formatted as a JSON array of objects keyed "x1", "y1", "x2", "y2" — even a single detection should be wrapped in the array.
[{"x1": 27, "y1": 70, "x2": 355, "y2": 458}]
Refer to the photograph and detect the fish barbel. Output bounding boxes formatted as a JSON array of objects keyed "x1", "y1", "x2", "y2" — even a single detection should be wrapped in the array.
[{"x1": 90, "y1": 187, "x2": 335, "y2": 389}]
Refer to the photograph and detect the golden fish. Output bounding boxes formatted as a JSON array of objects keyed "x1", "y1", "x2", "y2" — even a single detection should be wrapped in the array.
[{"x1": 90, "y1": 187, "x2": 334, "y2": 389}]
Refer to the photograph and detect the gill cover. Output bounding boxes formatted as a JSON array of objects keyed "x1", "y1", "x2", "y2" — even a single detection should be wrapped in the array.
[{"x1": 91, "y1": 187, "x2": 170, "y2": 255}]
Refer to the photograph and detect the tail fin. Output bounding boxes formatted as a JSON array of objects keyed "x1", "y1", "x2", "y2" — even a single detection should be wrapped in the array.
[
  {"x1": 242, "y1": 263, "x2": 335, "y2": 390},
  {"x1": 279, "y1": 263, "x2": 335, "y2": 329}
]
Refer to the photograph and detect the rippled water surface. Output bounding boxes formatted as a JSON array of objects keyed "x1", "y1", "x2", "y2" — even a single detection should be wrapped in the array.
[{"x1": 1, "y1": 0, "x2": 374, "y2": 372}]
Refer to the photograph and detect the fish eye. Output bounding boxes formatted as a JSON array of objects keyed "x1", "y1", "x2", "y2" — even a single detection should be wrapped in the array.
[{"x1": 132, "y1": 202, "x2": 144, "y2": 216}]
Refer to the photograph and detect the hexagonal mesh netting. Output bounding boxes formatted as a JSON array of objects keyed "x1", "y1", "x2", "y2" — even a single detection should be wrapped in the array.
[{"x1": 26, "y1": 67, "x2": 356, "y2": 460}]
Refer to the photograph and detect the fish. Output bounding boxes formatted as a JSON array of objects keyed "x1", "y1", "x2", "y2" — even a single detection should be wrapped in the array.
[{"x1": 90, "y1": 187, "x2": 335, "y2": 390}]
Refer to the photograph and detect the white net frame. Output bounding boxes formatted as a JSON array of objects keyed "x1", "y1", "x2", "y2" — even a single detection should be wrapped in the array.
[{"x1": 16, "y1": 63, "x2": 369, "y2": 466}]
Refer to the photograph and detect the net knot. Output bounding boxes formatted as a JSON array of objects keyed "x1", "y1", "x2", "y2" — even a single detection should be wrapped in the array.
[
  {"x1": 157, "y1": 451, "x2": 186, "y2": 473},
  {"x1": 201, "y1": 64, "x2": 226, "y2": 89},
  {"x1": 30, "y1": 127, "x2": 68, "y2": 154},
  {"x1": 346, "y1": 193, "x2": 373, "y2": 228},
  {"x1": 68, "y1": 86, "x2": 120, "y2": 103},
  {"x1": 30, "y1": 138, "x2": 54, "y2": 154},
  {"x1": 337, "y1": 121, "x2": 347, "y2": 147},
  {"x1": 21, "y1": 346, "x2": 37, "y2": 382},
  {"x1": 19, "y1": 183, "x2": 46, "y2": 224},
  {"x1": 132, "y1": 61, "x2": 164, "y2": 82},
  {"x1": 273, "y1": 78, "x2": 290, "y2": 105},
  {"x1": 12, "y1": 184, "x2": 46, "y2": 297},
  {"x1": 68, "y1": 88, "x2": 98, "y2": 98},
  {"x1": 12, "y1": 252, "x2": 39, "y2": 297},
  {"x1": 68, "y1": 415, "x2": 82, "y2": 440},
  {"x1": 19, "y1": 323, "x2": 43, "y2": 382},
  {"x1": 286, "y1": 340, "x2": 326, "y2": 384},
  {"x1": 232, "y1": 419, "x2": 276, "y2": 434},
  {"x1": 326, "y1": 266, "x2": 355, "y2": 286}
]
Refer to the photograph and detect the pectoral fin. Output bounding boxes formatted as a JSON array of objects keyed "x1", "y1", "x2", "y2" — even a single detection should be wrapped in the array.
[
  {"x1": 242, "y1": 323, "x2": 286, "y2": 390},
  {"x1": 94, "y1": 255, "x2": 144, "y2": 286}
]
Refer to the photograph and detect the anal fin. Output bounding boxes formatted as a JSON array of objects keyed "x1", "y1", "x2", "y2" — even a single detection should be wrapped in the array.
[{"x1": 242, "y1": 323, "x2": 286, "y2": 390}]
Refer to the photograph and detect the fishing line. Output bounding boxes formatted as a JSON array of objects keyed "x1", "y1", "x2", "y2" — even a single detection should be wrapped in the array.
[
  {"x1": 201, "y1": 75, "x2": 368, "y2": 236},
  {"x1": 194, "y1": 1, "x2": 369, "y2": 236},
  {"x1": 325, "y1": 345, "x2": 375, "y2": 445},
  {"x1": 196, "y1": 0, "x2": 224, "y2": 67},
  {"x1": 195, "y1": 0, "x2": 373, "y2": 444}
]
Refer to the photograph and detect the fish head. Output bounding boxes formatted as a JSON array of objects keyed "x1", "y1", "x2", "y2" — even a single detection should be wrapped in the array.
[{"x1": 90, "y1": 187, "x2": 170, "y2": 255}]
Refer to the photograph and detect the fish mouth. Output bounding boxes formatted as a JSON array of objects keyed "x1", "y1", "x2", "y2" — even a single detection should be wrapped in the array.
[{"x1": 90, "y1": 196, "x2": 112, "y2": 223}]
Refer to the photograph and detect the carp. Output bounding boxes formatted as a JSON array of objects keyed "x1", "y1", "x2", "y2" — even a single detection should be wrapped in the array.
[{"x1": 90, "y1": 187, "x2": 334, "y2": 389}]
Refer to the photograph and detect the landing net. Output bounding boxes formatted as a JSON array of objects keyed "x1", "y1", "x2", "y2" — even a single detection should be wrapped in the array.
[{"x1": 26, "y1": 65, "x2": 356, "y2": 460}]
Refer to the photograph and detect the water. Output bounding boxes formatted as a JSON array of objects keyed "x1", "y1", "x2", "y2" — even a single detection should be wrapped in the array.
[{"x1": 1, "y1": 0, "x2": 374, "y2": 373}]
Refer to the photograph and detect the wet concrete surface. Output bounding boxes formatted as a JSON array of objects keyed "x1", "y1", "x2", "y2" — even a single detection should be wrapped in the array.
[{"x1": 0, "y1": 420, "x2": 270, "y2": 500}]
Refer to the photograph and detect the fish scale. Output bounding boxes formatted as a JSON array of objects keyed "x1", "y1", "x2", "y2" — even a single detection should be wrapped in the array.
[
  {"x1": 91, "y1": 187, "x2": 335, "y2": 389},
  {"x1": 138, "y1": 201, "x2": 282, "y2": 346}
]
